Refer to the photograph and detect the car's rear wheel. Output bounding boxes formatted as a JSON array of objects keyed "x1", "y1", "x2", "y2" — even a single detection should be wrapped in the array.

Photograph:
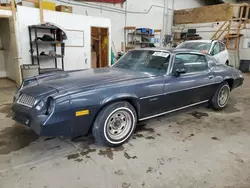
[
  {"x1": 210, "y1": 82, "x2": 230, "y2": 110},
  {"x1": 92, "y1": 101, "x2": 137, "y2": 147}
]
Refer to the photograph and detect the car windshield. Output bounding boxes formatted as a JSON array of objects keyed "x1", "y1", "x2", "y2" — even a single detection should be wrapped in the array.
[
  {"x1": 112, "y1": 50, "x2": 170, "y2": 75},
  {"x1": 177, "y1": 42, "x2": 212, "y2": 53}
]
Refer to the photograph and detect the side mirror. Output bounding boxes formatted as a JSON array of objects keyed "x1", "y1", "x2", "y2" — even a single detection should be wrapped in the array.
[
  {"x1": 208, "y1": 61, "x2": 216, "y2": 67},
  {"x1": 175, "y1": 68, "x2": 186, "y2": 76}
]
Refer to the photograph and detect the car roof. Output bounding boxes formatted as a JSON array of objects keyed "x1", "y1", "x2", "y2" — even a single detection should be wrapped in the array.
[
  {"x1": 181, "y1": 40, "x2": 213, "y2": 43},
  {"x1": 131, "y1": 48, "x2": 207, "y2": 55}
]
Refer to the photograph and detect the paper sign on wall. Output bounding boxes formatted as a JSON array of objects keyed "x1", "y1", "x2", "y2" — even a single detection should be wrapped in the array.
[{"x1": 65, "y1": 30, "x2": 84, "y2": 47}]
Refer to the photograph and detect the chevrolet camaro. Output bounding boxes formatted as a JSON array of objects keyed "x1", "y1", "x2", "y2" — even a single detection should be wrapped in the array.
[{"x1": 12, "y1": 49, "x2": 244, "y2": 146}]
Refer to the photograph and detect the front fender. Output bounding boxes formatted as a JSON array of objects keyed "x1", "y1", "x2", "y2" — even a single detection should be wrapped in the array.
[
  {"x1": 101, "y1": 93, "x2": 140, "y2": 116},
  {"x1": 101, "y1": 93, "x2": 139, "y2": 104},
  {"x1": 224, "y1": 76, "x2": 233, "y2": 81}
]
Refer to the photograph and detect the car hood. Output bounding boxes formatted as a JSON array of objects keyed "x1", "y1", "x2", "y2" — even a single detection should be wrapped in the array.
[{"x1": 35, "y1": 68, "x2": 150, "y2": 92}]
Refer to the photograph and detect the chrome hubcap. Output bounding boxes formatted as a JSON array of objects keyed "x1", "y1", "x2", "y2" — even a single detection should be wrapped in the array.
[
  {"x1": 218, "y1": 86, "x2": 229, "y2": 107},
  {"x1": 106, "y1": 110, "x2": 132, "y2": 140}
]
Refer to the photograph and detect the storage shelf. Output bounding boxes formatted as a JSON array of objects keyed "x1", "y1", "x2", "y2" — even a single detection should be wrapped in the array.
[
  {"x1": 29, "y1": 24, "x2": 65, "y2": 75},
  {"x1": 40, "y1": 68, "x2": 63, "y2": 74},
  {"x1": 33, "y1": 55, "x2": 63, "y2": 59},
  {"x1": 128, "y1": 42, "x2": 154, "y2": 44},
  {"x1": 128, "y1": 33, "x2": 154, "y2": 36},
  {"x1": 29, "y1": 25, "x2": 58, "y2": 30},
  {"x1": 31, "y1": 41, "x2": 65, "y2": 45},
  {"x1": 124, "y1": 26, "x2": 136, "y2": 30},
  {"x1": 125, "y1": 27, "x2": 160, "y2": 50}
]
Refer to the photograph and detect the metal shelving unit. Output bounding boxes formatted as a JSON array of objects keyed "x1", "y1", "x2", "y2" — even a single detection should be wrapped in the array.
[
  {"x1": 28, "y1": 25, "x2": 65, "y2": 74},
  {"x1": 124, "y1": 27, "x2": 161, "y2": 51}
]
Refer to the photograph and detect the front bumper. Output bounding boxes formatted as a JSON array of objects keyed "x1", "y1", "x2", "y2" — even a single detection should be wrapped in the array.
[
  {"x1": 233, "y1": 77, "x2": 244, "y2": 89},
  {"x1": 11, "y1": 103, "x2": 72, "y2": 137},
  {"x1": 12, "y1": 103, "x2": 44, "y2": 134}
]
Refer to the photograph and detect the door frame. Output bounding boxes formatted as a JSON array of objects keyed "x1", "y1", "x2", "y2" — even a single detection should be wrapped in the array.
[
  {"x1": 90, "y1": 26, "x2": 110, "y2": 68},
  {"x1": 0, "y1": 16, "x2": 22, "y2": 85}
]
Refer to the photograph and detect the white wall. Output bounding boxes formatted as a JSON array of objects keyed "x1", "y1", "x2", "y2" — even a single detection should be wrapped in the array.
[
  {"x1": 173, "y1": 0, "x2": 203, "y2": 10},
  {"x1": 17, "y1": 6, "x2": 111, "y2": 70},
  {"x1": 40, "y1": 0, "x2": 205, "y2": 53},
  {"x1": 239, "y1": 26, "x2": 250, "y2": 60}
]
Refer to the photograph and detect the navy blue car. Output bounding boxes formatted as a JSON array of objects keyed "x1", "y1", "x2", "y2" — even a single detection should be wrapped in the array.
[{"x1": 12, "y1": 49, "x2": 244, "y2": 146}]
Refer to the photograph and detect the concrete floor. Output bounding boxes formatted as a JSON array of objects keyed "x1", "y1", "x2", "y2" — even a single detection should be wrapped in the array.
[{"x1": 1, "y1": 77, "x2": 250, "y2": 188}]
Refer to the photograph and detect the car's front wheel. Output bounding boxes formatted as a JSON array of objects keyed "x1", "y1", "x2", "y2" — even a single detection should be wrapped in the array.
[
  {"x1": 92, "y1": 101, "x2": 137, "y2": 147},
  {"x1": 210, "y1": 82, "x2": 230, "y2": 110}
]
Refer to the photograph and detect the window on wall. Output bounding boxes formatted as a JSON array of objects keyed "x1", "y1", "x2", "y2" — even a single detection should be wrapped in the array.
[{"x1": 173, "y1": 53, "x2": 208, "y2": 73}]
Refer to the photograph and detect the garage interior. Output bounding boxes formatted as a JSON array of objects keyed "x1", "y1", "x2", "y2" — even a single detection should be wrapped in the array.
[{"x1": 1, "y1": 0, "x2": 250, "y2": 188}]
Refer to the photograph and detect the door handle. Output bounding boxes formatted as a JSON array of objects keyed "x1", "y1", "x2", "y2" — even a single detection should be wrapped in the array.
[{"x1": 208, "y1": 75, "x2": 214, "y2": 79}]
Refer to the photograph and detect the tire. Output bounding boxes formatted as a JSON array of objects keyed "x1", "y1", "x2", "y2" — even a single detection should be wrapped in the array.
[
  {"x1": 210, "y1": 82, "x2": 230, "y2": 110},
  {"x1": 92, "y1": 101, "x2": 137, "y2": 147}
]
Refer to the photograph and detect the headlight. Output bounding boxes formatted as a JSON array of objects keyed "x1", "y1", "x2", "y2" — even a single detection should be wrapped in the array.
[
  {"x1": 47, "y1": 98, "x2": 55, "y2": 115},
  {"x1": 36, "y1": 101, "x2": 45, "y2": 111},
  {"x1": 13, "y1": 91, "x2": 21, "y2": 102}
]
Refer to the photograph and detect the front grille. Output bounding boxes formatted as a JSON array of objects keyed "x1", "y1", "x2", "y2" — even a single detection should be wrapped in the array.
[{"x1": 17, "y1": 94, "x2": 36, "y2": 108}]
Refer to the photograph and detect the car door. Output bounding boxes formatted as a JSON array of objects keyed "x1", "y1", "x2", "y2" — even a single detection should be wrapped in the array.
[
  {"x1": 211, "y1": 42, "x2": 221, "y2": 63},
  {"x1": 218, "y1": 42, "x2": 229, "y2": 65},
  {"x1": 139, "y1": 76, "x2": 166, "y2": 118},
  {"x1": 139, "y1": 52, "x2": 171, "y2": 118},
  {"x1": 211, "y1": 42, "x2": 227, "y2": 64},
  {"x1": 163, "y1": 52, "x2": 217, "y2": 111}
]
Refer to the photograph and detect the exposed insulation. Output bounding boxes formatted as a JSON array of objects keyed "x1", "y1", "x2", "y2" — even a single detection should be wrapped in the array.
[{"x1": 174, "y1": 3, "x2": 234, "y2": 25}]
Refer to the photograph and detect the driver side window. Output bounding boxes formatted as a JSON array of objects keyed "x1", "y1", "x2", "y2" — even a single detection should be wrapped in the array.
[{"x1": 173, "y1": 53, "x2": 208, "y2": 74}]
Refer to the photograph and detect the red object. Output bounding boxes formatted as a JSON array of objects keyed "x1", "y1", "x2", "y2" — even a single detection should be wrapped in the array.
[{"x1": 80, "y1": 0, "x2": 126, "y2": 3}]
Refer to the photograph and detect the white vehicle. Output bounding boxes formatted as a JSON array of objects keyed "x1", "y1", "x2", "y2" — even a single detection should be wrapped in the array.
[{"x1": 176, "y1": 40, "x2": 229, "y2": 65}]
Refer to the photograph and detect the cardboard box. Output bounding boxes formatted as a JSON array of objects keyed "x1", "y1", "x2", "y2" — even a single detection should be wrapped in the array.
[
  {"x1": 56, "y1": 5, "x2": 72, "y2": 13},
  {"x1": 17, "y1": 1, "x2": 36, "y2": 8},
  {"x1": 35, "y1": 1, "x2": 56, "y2": 11}
]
